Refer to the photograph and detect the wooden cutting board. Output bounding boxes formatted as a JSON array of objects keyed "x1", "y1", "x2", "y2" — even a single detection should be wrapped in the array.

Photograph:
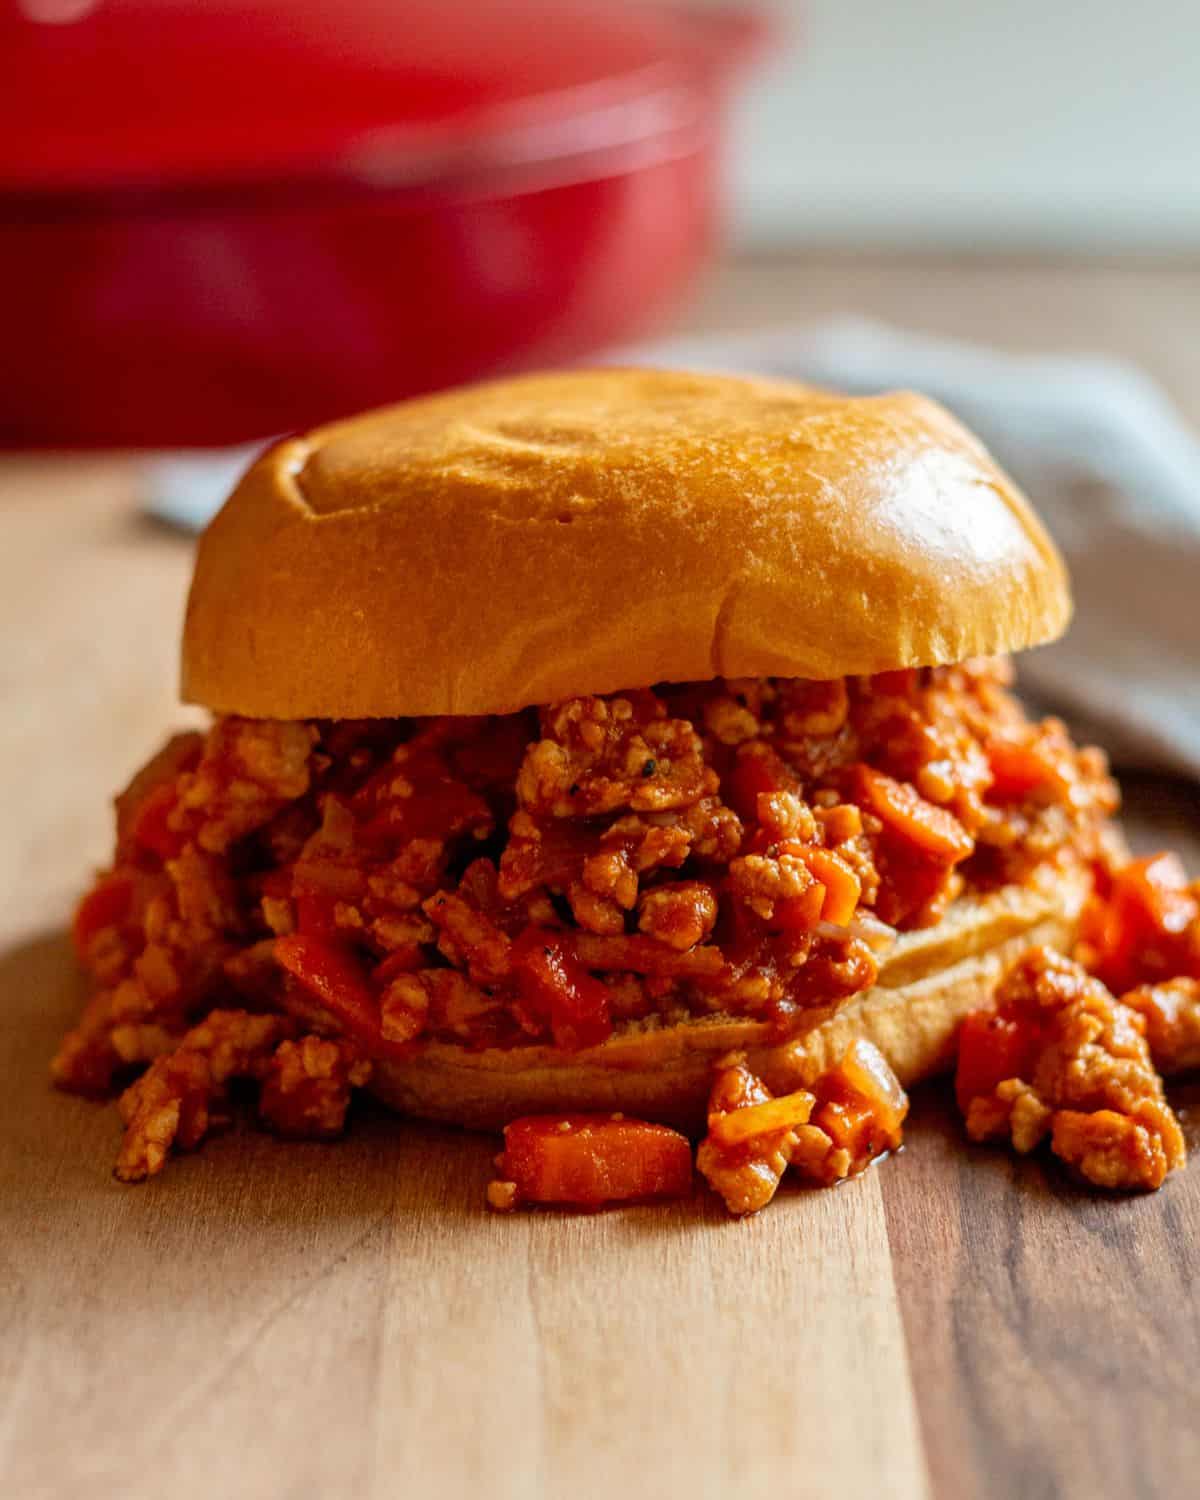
[{"x1": 2, "y1": 456, "x2": 1199, "y2": 1500}]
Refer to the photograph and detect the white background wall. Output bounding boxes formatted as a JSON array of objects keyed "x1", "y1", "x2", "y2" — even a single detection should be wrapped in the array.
[{"x1": 722, "y1": 0, "x2": 1200, "y2": 252}]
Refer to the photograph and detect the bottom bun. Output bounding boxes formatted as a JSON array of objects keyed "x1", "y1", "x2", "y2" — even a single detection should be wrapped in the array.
[{"x1": 369, "y1": 866, "x2": 1091, "y2": 1133}]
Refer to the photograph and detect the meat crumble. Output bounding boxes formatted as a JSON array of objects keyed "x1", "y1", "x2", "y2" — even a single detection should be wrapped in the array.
[
  {"x1": 55, "y1": 660, "x2": 1125, "y2": 1192},
  {"x1": 696, "y1": 1040, "x2": 908, "y2": 1215},
  {"x1": 955, "y1": 948, "x2": 1187, "y2": 1191}
]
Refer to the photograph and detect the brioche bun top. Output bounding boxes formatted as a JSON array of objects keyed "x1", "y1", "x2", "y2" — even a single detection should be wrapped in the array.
[{"x1": 182, "y1": 368, "x2": 1071, "y2": 719}]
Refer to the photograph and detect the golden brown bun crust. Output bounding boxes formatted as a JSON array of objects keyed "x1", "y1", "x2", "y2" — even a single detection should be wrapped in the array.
[
  {"x1": 182, "y1": 369, "x2": 1071, "y2": 719},
  {"x1": 368, "y1": 866, "x2": 1090, "y2": 1133}
]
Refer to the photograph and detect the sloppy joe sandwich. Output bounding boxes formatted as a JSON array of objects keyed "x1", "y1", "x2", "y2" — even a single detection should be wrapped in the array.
[{"x1": 57, "y1": 369, "x2": 1197, "y2": 1212}]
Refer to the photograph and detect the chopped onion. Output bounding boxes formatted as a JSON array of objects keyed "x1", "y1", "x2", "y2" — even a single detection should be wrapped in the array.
[{"x1": 815, "y1": 914, "x2": 896, "y2": 952}]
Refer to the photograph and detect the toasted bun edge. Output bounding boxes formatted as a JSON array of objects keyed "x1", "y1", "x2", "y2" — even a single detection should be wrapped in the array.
[{"x1": 368, "y1": 866, "x2": 1090, "y2": 1132}]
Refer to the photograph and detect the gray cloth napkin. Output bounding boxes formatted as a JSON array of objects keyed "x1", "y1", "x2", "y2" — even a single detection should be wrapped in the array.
[{"x1": 144, "y1": 320, "x2": 1200, "y2": 778}]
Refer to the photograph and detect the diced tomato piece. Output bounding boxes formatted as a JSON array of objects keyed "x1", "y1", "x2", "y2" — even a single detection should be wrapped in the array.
[
  {"x1": 511, "y1": 928, "x2": 613, "y2": 1051},
  {"x1": 123, "y1": 780, "x2": 187, "y2": 861},
  {"x1": 499, "y1": 819, "x2": 599, "y2": 895},
  {"x1": 1084, "y1": 906, "x2": 1140, "y2": 993},
  {"x1": 724, "y1": 746, "x2": 795, "y2": 824},
  {"x1": 1084, "y1": 853, "x2": 1200, "y2": 991},
  {"x1": 364, "y1": 783, "x2": 490, "y2": 845},
  {"x1": 985, "y1": 734, "x2": 1065, "y2": 802},
  {"x1": 274, "y1": 935, "x2": 382, "y2": 1047},
  {"x1": 114, "y1": 731, "x2": 203, "y2": 857},
  {"x1": 373, "y1": 948, "x2": 426, "y2": 985},
  {"x1": 72, "y1": 870, "x2": 135, "y2": 956},
  {"x1": 270, "y1": 858, "x2": 363, "y2": 936},
  {"x1": 288, "y1": 857, "x2": 367, "y2": 937},
  {"x1": 954, "y1": 1009, "x2": 1038, "y2": 1113},
  {"x1": 1077, "y1": 886, "x2": 1119, "y2": 959},
  {"x1": 856, "y1": 765, "x2": 973, "y2": 863},
  {"x1": 353, "y1": 750, "x2": 491, "y2": 846},
  {"x1": 497, "y1": 1115, "x2": 693, "y2": 1207},
  {"x1": 293, "y1": 892, "x2": 344, "y2": 939}
]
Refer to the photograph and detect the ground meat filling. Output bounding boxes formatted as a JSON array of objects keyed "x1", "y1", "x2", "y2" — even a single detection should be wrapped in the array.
[
  {"x1": 955, "y1": 948, "x2": 1187, "y2": 1191},
  {"x1": 696, "y1": 1041, "x2": 909, "y2": 1214},
  {"x1": 55, "y1": 661, "x2": 1116, "y2": 1179},
  {"x1": 115, "y1": 1010, "x2": 295, "y2": 1181}
]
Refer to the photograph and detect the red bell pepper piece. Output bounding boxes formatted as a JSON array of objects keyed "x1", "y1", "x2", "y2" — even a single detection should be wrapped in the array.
[
  {"x1": 724, "y1": 746, "x2": 795, "y2": 825},
  {"x1": 274, "y1": 935, "x2": 381, "y2": 1047},
  {"x1": 353, "y1": 750, "x2": 490, "y2": 846},
  {"x1": 72, "y1": 870, "x2": 135, "y2": 957},
  {"x1": 954, "y1": 1009, "x2": 1039, "y2": 1113},
  {"x1": 511, "y1": 928, "x2": 612, "y2": 1051}
]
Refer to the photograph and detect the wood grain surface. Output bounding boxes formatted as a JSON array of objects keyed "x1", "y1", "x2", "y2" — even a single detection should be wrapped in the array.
[{"x1": 3, "y1": 256, "x2": 1199, "y2": 1500}]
